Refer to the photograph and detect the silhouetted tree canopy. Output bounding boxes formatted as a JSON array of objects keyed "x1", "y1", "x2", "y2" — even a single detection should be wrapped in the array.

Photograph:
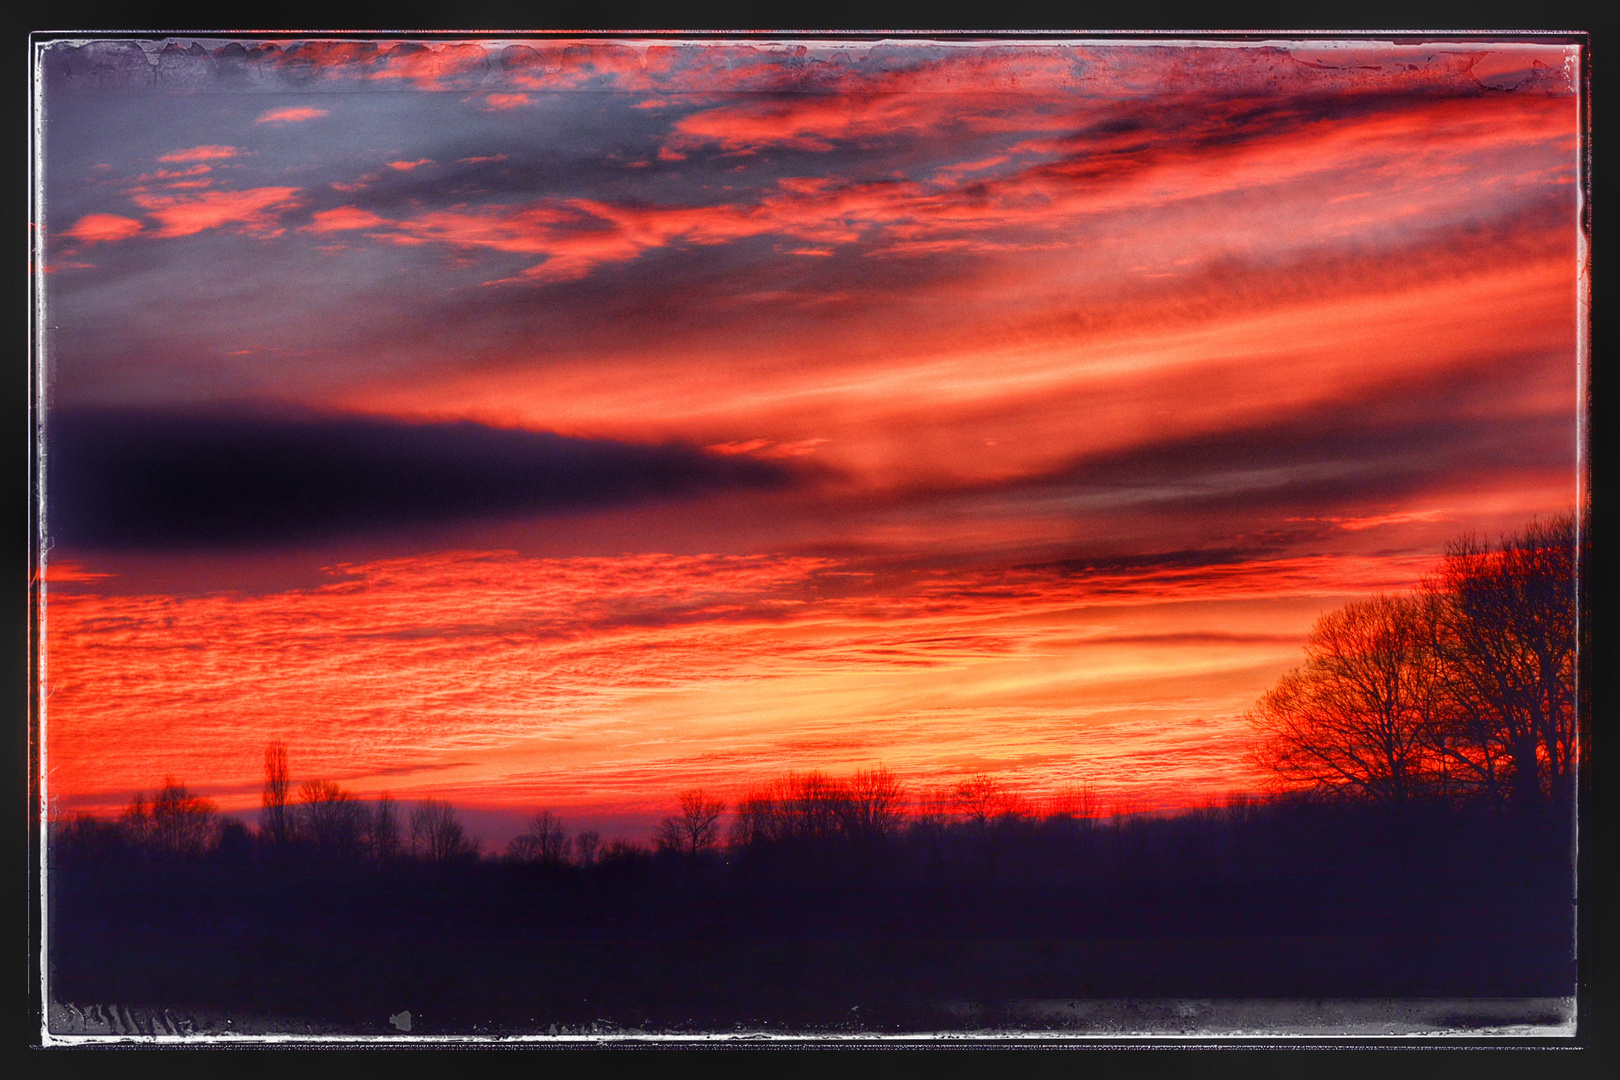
[
  {"x1": 655, "y1": 789, "x2": 726, "y2": 856},
  {"x1": 1250, "y1": 514, "x2": 1582, "y2": 813},
  {"x1": 298, "y1": 779, "x2": 368, "y2": 858},
  {"x1": 508, "y1": 810, "x2": 570, "y2": 866},
  {"x1": 1250, "y1": 594, "x2": 1449, "y2": 805},
  {"x1": 122, "y1": 779, "x2": 219, "y2": 858},
  {"x1": 1424, "y1": 514, "x2": 1581, "y2": 812},
  {"x1": 409, "y1": 798, "x2": 479, "y2": 862}
]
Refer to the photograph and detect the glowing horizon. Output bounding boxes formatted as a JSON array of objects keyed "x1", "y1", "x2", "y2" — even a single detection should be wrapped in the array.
[{"x1": 36, "y1": 37, "x2": 1584, "y2": 838}]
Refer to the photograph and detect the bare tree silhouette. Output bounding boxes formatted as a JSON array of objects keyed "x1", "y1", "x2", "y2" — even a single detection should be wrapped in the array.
[
  {"x1": 845, "y1": 767, "x2": 907, "y2": 843},
  {"x1": 573, "y1": 829, "x2": 601, "y2": 867},
  {"x1": 730, "y1": 771, "x2": 862, "y2": 845},
  {"x1": 298, "y1": 779, "x2": 368, "y2": 858},
  {"x1": 260, "y1": 740, "x2": 291, "y2": 846},
  {"x1": 951, "y1": 773, "x2": 1014, "y2": 826},
  {"x1": 371, "y1": 793, "x2": 401, "y2": 860},
  {"x1": 655, "y1": 789, "x2": 726, "y2": 856},
  {"x1": 508, "y1": 810, "x2": 570, "y2": 867},
  {"x1": 1047, "y1": 783, "x2": 1101, "y2": 824},
  {"x1": 125, "y1": 779, "x2": 219, "y2": 858},
  {"x1": 1249, "y1": 515, "x2": 1582, "y2": 814},
  {"x1": 408, "y1": 798, "x2": 477, "y2": 862},
  {"x1": 120, "y1": 792, "x2": 153, "y2": 849},
  {"x1": 1248, "y1": 595, "x2": 1450, "y2": 806},
  {"x1": 1423, "y1": 514, "x2": 1580, "y2": 812}
]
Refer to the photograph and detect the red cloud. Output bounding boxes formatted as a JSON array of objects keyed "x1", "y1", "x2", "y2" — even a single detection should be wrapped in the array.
[
  {"x1": 132, "y1": 187, "x2": 302, "y2": 238},
  {"x1": 257, "y1": 106, "x2": 329, "y2": 124},
  {"x1": 304, "y1": 206, "x2": 389, "y2": 233},
  {"x1": 387, "y1": 159, "x2": 433, "y2": 171},
  {"x1": 363, "y1": 42, "x2": 490, "y2": 90},
  {"x1": 158, "y1": 145, "x2": 241, "y2": 163},
  {"x1": 61, "y1": 213, "x2": 143, "y2": 244},
  {"x1": 330, "y1": 83, "x2": 1573, "y2": 297},
  {"x1": 481, "y1": 93, "x2": 533, "y2": 110},
  {"x1": 663, "y1": 85, "x2": 1070, "y2": 158}
]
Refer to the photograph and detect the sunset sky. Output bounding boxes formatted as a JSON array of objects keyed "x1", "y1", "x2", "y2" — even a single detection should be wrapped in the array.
[{"x1": 36, "y1": 37, "x2": 1585, "y2": 840}]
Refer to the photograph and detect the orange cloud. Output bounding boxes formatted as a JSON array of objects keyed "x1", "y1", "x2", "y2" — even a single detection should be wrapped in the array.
[
  {"x1": 157, "y1": 145, "x2": 240, "y2": 163},
  {"x1": 132, "y1": 186, "x2": 302, "y2": 238},
  {"x1": 387, "y1": 158, "x2": 433, "y2": 171},
  {"x1": 304, "y1": 206, "x2": 389, "y2": 232},
  {"x1": 481, "y1": 93, "x2": 532, "y2": 110},
  {"x1": 343, "y1": 244, "x2": 1575, "y2": 508},
  {"x1": 257, "y1": 106, "x2": 329, "y2": 124},
  {"x1": 362, "y1": 41, "x2": 490, "y2": 90},
  {"x1": 61, "y1": 213, "x2": 142, "y2": 244}
]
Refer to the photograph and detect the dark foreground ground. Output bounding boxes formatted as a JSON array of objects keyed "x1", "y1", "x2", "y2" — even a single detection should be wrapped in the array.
[{"x1": 47, "y1": 801, "x2": 1576, "y2": 1036}]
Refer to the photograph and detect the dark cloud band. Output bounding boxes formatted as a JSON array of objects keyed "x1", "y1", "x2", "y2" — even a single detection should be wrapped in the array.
[{"x1": 46, "y1": 407, "x2": 800, "y2": 548}]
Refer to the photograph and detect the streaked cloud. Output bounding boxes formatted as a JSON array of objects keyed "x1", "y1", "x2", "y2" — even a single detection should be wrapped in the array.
[
  {"x1": 256, "y1": 105, "x2": 329, "y2": 123},
  {"x1": 481, "y1": 93, "x2": 532, "y2": 110},
  {"x1": 157, "y1": 144, "x2": 240, "y2": 162}
]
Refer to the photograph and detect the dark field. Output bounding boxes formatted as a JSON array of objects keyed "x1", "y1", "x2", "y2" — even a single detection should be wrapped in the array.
[{"x1": 47, "y1": 799, "x2": 1575, "y2": 1036}]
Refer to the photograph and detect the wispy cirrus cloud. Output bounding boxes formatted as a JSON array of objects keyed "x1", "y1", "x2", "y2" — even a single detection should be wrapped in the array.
[{"x1": 284, "y1": 86, "x2": 1572, "y2": 289}]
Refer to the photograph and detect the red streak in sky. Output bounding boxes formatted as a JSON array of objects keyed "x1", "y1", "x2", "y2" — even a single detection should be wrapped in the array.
[{"x1": 45, "y1": 546, "x2": 1463, "y2": 821}]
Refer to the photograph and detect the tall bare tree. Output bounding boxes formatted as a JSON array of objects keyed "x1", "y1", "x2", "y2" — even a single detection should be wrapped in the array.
[
  {"x1": 732, "y1": 767, "x2": 874, "y2": 841},
  {"x1": 371, "y1": 793, "x2": 402, "y2": 861},
  {"x1": 845, "y1": 767, "x2": 907, "y2": 842},
  {"x1": 1248, "y1": 514, "x2": 1582, "y2": 814},
  {"x1": 260, "y1": 740, "x2": 291, "y2": 846},
  {"x1": 951, "y1": 774, "x2": 1015, "y2": 825},
  {"x1": 1423, "y1": 514, "x2": 1580, "y2": 812}
]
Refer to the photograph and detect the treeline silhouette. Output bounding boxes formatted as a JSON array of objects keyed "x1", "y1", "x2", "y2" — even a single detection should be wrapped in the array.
[
  {"x1": 47, "y1": 513, "x2": 1581, "y2": 1033},
  {"x1": 50, "y1": 767, "x2": 1573, "y2": 1032}
]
